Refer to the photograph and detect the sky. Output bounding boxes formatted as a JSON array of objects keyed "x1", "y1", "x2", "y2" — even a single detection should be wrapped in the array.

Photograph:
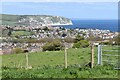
[
  {"x1": 1, "y1": 1, "x2": 118, "y2": 19},
  {"x1": 1, "y1": 0, "x2": 119, "y2": 2}
]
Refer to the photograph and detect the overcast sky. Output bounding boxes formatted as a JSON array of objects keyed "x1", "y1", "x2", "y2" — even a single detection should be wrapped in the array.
[{"x1": 1, "y1": 1, "x2": 118, "y2": 19}]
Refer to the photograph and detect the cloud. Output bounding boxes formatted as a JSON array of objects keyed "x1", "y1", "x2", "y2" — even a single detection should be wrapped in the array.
[{"x1": 1, "y1": 0, "x2": 119, "y2": 2}]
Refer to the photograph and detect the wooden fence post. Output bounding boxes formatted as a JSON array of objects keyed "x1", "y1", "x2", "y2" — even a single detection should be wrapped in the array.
[
  {"x1": 100, "y1": 45, "x2": 102, "y2": 65},
  {"x1": 26, "y1": 52, "x2": 29, "y2": 69},
  {"x1": 91, "y1": 43, "x2": 94, "y2": 68},
  {"x1": 64, "y1": 47, "x2": 67, "y2": 68}
]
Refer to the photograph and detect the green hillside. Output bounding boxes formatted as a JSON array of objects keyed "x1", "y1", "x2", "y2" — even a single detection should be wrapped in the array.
[
  {"x1": 0, "y1": 14, "x2": 20, "y2": 26},
  {"x1": 0, "y1": 14, "x2": 72, "y2": 26}
]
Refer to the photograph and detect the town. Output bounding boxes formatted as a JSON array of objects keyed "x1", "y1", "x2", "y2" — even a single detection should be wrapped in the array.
[{"x1": 0, "y1": 24, "x2": 119, "y2": 54}]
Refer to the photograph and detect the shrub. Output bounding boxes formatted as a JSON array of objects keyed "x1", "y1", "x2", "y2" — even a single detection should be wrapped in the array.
[
  {"x1": 74, "y1": 35, "x2": 84, "y2": 43},
  {"x1": 80, "y1": 40, "x2": 89, "y2": 48},
  {"x1": 13, "y1": 48, "x2": 24, "y2": 54},
  {"x1": 114, "y1": 33, "x2": 120, "y2": 45},
  {"x1": 64, "y1": 37, "x2": 74, "y2": 43},
  {"x1": 73, "y1": 42, "x2": 81, "y2": 48},
  {"x1": 73, "y1": 40, "x2": 89, "y2": 48},
  {"x1": 42, "y1": 40, "x2": 63, "y2": 51}
]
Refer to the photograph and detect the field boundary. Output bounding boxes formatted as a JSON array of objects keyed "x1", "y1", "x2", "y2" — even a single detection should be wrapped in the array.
[{"x1": 97, "y1": 45, "x2": 119, "y2": 69}]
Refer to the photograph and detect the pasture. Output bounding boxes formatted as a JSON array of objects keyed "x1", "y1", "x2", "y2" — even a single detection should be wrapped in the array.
[
  {"x1": 1, "y1": 46, "x2": 119, "y2": 78},
  {"x1": 12, "y1": 31, "x2": 32, "y2": 37},
  {"x1": 2, "y1": 47, "x2": 96, "y2": 68}
]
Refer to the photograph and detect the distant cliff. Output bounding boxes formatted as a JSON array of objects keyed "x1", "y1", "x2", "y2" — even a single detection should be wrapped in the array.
[{"x1": 0, "y1": 14, "x2": 73, "y2": 26}]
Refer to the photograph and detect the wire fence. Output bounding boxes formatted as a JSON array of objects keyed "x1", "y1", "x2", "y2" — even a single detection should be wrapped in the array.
[{"x1": 98, "y1": 45, "x2": 120, "y2": 69}]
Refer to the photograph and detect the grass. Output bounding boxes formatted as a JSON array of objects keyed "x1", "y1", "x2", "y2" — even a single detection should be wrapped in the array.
[
  {"x1": 12, "y1": 31, "x2": 31, "y2": 37},
  {"x1": 1, "y1": 46, "x2": 119, "y2": 78},
  {"x1": 2, "y1": 65, "x2": 119, "y2": 78},
  {"x1": 2, "y1": 30, "x2": 32, "y2": 37},
  {"x1": 102, "y1": 45, "x2": 119, "y2": 66},
  {"x1": 2, "y1": 47, "x2": 97, "y2": 68}
]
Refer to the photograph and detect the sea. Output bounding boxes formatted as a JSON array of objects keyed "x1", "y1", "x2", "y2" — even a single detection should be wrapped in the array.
[{"x1": 62, "y1": 20, "x2": 118, "y2": 32}]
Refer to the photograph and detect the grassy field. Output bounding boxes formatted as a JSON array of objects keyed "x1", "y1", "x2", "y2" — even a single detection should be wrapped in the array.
[
  {"x1": 1, "y1": 46, "x2": 119, "y2": 78},
  {"x1": 12, "y1": 31, "x2": 32, "y2": 37},
  {"x1": 2, "y1": 47, "x2": 96, "y2": 68},
  {"x1": 2, "y1": 30, "x2": 32, "y2": 37}
]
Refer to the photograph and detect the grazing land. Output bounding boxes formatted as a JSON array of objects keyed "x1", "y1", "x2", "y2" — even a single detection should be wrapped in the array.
[
  {"x1": 11, "y1": 31, "x2": 32, "y2": 37},
  {"x1": 1, "y1": 46, "x2": 119, "y2": 78}
]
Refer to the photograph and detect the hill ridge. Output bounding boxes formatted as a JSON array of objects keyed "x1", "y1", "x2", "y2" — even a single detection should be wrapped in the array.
[{"x1": 0, "y1": 14, "x2": 73, "y2": 26}]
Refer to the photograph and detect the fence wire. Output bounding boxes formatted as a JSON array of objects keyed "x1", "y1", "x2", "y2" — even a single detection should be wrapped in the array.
[{"x1": 98, "y1": 45, "x2": 120, "y2": 69}]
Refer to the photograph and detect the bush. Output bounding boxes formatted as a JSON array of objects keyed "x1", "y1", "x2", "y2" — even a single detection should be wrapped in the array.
[
  {"x1": 74, "y1": 35, "x2": 84, "y2": 43},
  {"x1": 80, "y1": 40, "x2": 89, "y2": 48},
  {"x1": 101, "y1": 42, "x2": 110, "y2": 45},
  {"x1": 73, "y1": 42, "x2": 80, "y2": 48},
  {"x1": 64, "y1": 37, "x2": 74, "y2": 43},
  {"x1": 114, "y1": 33, "x2": 120, "y2": 45},
  {"x1": 13, "y1": 48, "x2": 24, "y2": 54},
  {"x1": 73, "y1": 40, "x2": 89, "y2": 48},
  {"x1": 42, "y1": 40, "x2": 63, "y2": 51}
]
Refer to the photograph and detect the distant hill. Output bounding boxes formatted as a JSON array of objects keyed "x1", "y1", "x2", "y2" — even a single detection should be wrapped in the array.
[{"x1": 0, "y1": 14, "x2": 73, "y2": 26}]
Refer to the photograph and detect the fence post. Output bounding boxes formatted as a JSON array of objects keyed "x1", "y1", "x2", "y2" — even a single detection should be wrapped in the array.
[
  {"x1": 91, "y1": 43, "x2": 94, "y2": 68},
  {"x1": 98, "y1": 45, "x2": 102, "y2": 65},
  {"x1": 26, "y1": 52, "x2": 29, "y2": 69},
  {"x1": 64, "y1": 47, "x2": 67, "y2": 68},
  {"x1": 101, "y1": 45, "x2": 102, "y2": 65}
]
